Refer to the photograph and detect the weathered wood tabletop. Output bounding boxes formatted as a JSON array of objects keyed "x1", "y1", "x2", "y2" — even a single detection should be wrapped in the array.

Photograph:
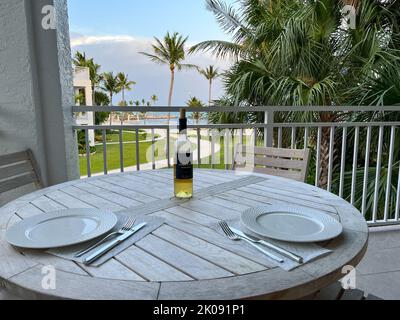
[{"x1": 0, "y1": 169, "x2": 368, "y2": 300}]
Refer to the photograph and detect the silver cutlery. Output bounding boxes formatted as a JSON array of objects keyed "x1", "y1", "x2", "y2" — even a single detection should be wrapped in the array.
[
  {"x1": 75, "y1": 217, "x2": 136, "y2": 258},
  {"x1": 219, "y1": 221, "x2": 284, "y2": 263},
  {"x1": 84, "y1": 222, "x2": 147, "y2": 265},
  {"x1": 229, "y1": 227, "x2": 304, "y2": 264}
]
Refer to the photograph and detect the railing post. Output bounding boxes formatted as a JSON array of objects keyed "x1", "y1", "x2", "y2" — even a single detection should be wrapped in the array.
[
  {"x1": 384, "y1": 126, "x2": 396, "y2": 221},
  {"x1": 361, "y1": 127, "x2": 372, "y2": 217},
  {"x1": 373, "y1": 126, "x2": 384, "y2": 222},
  {"x1": 339, "y1": 127, "x2": 348, "y2": 198},
  {"x1": 85, "y1": 129, "x2": 91, "y2": 178},
  {"x1": 264, "y1": 110, "x2": 274, "y2": 147},
  {"x1": 151, "y1": 129, "x2": 156, "y2": 170},
  {"x1": 211, "y1": 130, "x2": 216, "y2": 169},
  {"x1": 119, "y1": 129, "x2": 124, "y2": 173},
  {"x1": 197, "y1": 128, "x2": 201, "y2": 168},
  {"x1": 135, "y1": 128, "x2": 140, "y2": 171},
  {"x1": 167, "y1": 127, "x2": 171, "y2": 168},
  {"x1": 102, "y1": 130, "x2": 108, "y2": 175}
]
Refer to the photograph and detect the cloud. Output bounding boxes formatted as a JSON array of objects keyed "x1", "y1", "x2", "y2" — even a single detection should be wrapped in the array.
[
  {"x1": 70, "y1": 33, "x2": 232, "y2": 106},
  {"x1": 71, "y1": 35, "x2": 137, "y2": 47}
]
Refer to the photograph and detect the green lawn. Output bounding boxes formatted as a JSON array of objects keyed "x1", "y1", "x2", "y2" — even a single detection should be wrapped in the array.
[
  {"x1": 95, "y1": 130, "x2": 159, "y2": 144},
  {"x1": 198, "y1": 135, "x2": 260, "y2": 170},
  {"x1": 80, "y1": 133, "x2": 256, "y2": 176},
  {"x1": 80, "y1": 139, "x2": 171, "y2": 176}
]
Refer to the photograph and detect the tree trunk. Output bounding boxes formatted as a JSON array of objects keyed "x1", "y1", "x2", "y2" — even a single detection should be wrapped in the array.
[
  {"x1": 92, "y1": 85, "x2": 96, "y2": 106},
  {"x1": 209, "y1": 79, "x2": 212, "y2": 106},
  {"x1": 318, "y1": 127, "x2": 331, "y2": 188},
  {"x1": 109, "y1": 93, "x2": 113, "y2": 126},
  {"x1": 122, "y1": 88, "x2": 125, "y2": 105},
  {"x1": 168, "y1": 67, "x2": 175, "y2": 125},
  {"x1": 318, "y1": 112, "x2": 336, "y2": 189}
]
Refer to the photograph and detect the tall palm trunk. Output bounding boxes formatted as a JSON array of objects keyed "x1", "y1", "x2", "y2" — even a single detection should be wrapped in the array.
[
  {"x1": 318, "y1": 127, "x2": 331, "y2": 188},
  {"x1": 92, "y1": 85, "x2": 96, "y2": 106},
  {"x1": 208, "y1": 79, "x2": 213, "y2": 106},
  {"x1": 318, "y1": 112, "x2": 336, "y2": 188},
  {"x1": 121, "y1": 89, "x2": 125, "y2": 125},
  {"x1": 109, "y1": 93, "x2": 113, "y2": 126},
  {"x1": 168, "y1": 66, "x2": 175, "y2": 125}
]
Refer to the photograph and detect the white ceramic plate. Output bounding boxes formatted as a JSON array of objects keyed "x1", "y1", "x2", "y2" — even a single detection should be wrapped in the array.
[
  {"x1": 241, "y1": 205, "x2": 343, "y2": 243},
  {"x1": 6, "y1": 209, "x2": 118, "y2": 249}
]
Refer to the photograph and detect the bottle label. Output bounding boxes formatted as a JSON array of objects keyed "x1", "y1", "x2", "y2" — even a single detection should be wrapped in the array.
[{"x1": 176, "y1": 153, "x2": 193, "y2": 179}]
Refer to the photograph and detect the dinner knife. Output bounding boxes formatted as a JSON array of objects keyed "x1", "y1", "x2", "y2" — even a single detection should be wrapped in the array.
[
  {"x1": 230, "y1": 227, "x2": 304, "y2": 264},
  {"x1": 84, "y1": 222, "x2": 147, "y2": 265}
]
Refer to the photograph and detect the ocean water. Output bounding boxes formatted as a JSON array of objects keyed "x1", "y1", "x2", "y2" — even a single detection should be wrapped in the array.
[{"x1": 127, "y1": 112, "x2": 208, "y2": 126}]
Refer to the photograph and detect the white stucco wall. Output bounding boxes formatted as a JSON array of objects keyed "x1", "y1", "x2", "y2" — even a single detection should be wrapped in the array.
[
  {"x1": 0, "y1": 0, "x2": 43, "y2": 159},
  {"x1": 54, "y1": 0, "x2": 79, "y2": 181},
  {"x1": 0, "y1": 0, "x2": 79, "y2": 185}
]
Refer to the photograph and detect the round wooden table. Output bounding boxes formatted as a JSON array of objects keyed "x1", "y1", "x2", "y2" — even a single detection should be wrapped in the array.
[{"x1": 0, "y1": 169, "x2": 368, "y2": 300}]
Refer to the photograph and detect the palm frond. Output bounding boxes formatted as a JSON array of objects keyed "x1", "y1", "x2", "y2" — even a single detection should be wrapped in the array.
[
  {"x1": 176, "y1": 63, "x2": 199, "y2": 71},
  {"x1": 138, "y1": 52, "x2": 168, "y2": 65},
  {"x1": 189, "y1": 40, "x2": 243, "y2": 59},
  {"x1": 206, "y1": 0, "x2": 246, "y2": 35}
]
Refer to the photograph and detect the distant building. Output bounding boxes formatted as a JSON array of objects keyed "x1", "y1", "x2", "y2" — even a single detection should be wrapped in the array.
[{"x1": 73, "y1": 67, "x2": 95, "y2": 146}]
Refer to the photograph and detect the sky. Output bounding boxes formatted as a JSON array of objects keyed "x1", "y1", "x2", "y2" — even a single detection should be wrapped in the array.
[{"x1": 68, "y1": 0, "x2": 237, "y2": 106}]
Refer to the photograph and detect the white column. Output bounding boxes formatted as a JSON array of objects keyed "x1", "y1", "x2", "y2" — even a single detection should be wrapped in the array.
[
  {"x1": 84, "y1": 85, "x2": 95, "y2": 146},
  {"x1": 0, "y1": 0, "x2": 79, "y2": 186}
]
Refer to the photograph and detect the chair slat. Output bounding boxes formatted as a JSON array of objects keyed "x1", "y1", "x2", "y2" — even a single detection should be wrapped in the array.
[
  {"x1": 313, "y1": 282, "x2": 344, "y2": 300},
  {"x1": 302, "y1": 281, "x2": 383, "y2": 300},
  {"x1": 233, "y1": 145, "x2": 310, "y2": 182},
  {"x1": 27, "y1": 150, "x2": 42, "y2": 188},
  {"x1": 254, "y1": 156, "x2": 305, "y2": 170},
  {"x1": 0, "y1": 173, "x2": 36, "y2": 194},
  {"x1": 0, "y1": 150, "x2": 42, "y2": 200},
  {"x1": 0, "y1": 151, "x2": 29, "y2": 167},
  {"x1": 251, "y1": 167, "x2": 303, "y2": 181},
  {"x1": 0, "y1": 162, "x2": 33, "y2": 181},
  {"x1": 340, "y1": 289, "x2": 365, "y2": 300},
  {"x1": 252, "y1": 146, "x2": 307, "y2": 159}
]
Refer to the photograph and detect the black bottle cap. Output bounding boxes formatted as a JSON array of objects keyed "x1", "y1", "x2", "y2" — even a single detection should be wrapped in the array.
[{"x1": 179, "y1": 108, "x2": 187, "y2": 131}]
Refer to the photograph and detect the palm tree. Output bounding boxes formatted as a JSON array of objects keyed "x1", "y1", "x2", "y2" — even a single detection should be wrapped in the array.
[
  {"x1": 73, "y1": 52, "x2": 103, "y2": 105},
  {"x1": 93, "y1": 91, "x2": 110, "y2": 126},
  {"x1": 141, "y1": 99, "x2": 148, "y2": 125},
  {"x1": 134, "y1": 100, "x2": 141, "y2": 120},
  {"x1": 117, "y1": 72, "x2": 136, "y2": 106},
  {"x1": 139, "y1": 32, "x2": 197, "y2": 123},
  {"x1": 150, "y1": 94, "x2": 159, "y2": 106},
  {"x1": 100, "y1": 72, "x2": 121, "y2": 125},
  {"x1": 199, "y1": 65, "x2": 220, "y2": 106},
  {"x1": 191, "y1": 0, "x2": 400, "y2": 188},
  {"x1": 74, "y1": 90, "x2": 85, "y2": 105},
  {"x1": 101, "y1": 72, "x2": 120, "y2": 105},
  {"x1": 187, "y1": 97, "x2": 204, "y2": 124},
  {"x1": 95, "y1": 91, "x2": 110, "y2": 106}
]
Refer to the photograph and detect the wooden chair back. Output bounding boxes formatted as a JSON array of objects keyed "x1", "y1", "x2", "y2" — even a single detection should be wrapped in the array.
[
  {"x1": 233, "y1": 144, "x2": 310, "y2": 182},
  {"x1": 0, "y1": 150, "x2": 42, "y2": 194}
]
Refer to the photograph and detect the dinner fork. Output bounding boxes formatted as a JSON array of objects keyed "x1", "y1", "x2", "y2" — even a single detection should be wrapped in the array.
[
  {"x1": 75, "y1": 217, "x2": 136, "y2": 257},
  {"x1": 219, "y1": 221, "x2": 284, "y2": 263}
]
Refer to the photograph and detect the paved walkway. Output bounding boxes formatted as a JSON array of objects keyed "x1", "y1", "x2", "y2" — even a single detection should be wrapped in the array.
[{"x1": 355, "y1": 225, "x2": 400, "y2": 300}]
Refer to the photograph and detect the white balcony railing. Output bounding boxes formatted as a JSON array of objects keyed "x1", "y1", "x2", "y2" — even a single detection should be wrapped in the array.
[{"x1": 72, "y1": 105, "x2": 400, "y2": 227}]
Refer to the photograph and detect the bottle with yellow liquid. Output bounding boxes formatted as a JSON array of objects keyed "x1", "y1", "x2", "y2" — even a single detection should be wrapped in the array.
[{"x1": 174, "y1": 109, "x2": 193, "y2": 199}]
